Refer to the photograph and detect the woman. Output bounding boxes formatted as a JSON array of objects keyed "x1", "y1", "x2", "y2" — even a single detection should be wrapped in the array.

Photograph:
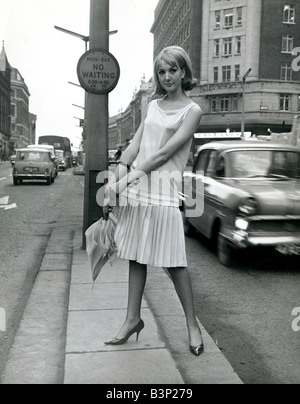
[{"x1": 103, "y1": 46, "x2": 204, "y2": 356}]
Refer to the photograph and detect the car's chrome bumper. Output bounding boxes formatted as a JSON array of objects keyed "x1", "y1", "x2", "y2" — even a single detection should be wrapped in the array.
[
  {"x1": 224, "y1": 216, "x2": 300, "y2": 249},
  {"x1": 229, "y1": 231, "x2": 300, "y2": 248},
  {"x1": 14, "y1": 174, "x2": 48, "y2": 179}
]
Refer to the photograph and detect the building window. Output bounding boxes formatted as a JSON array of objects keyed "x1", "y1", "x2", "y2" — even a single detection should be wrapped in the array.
[
  {"x1": 223, "y1": 38, "x2": 232, "y2": 56},
  {"x1": 224, "y1": 9, "x2": 234, "y2": 28},
  {"x1": 281, "y1": 63, "x2": 293, "y2": 81},
  {"x1": 214, "y1": 39, "x2": 220, "y2": 57},
  {"x1": 236, "y1": 7, "x2": 243, "y2": 26},
  {"x1": 211, "y1": 97, "x2": 217, "y2": 112},
  {"x1": 235, "y1": 36, "x2": 241, "y2": 55},
  {"x1": 220, "y1": 96, "x2": 230, "y2": 112},
  {"x1": 11, "y1": 104, "x2": 16, "y2": 118},
  {"x1": 280, "y1": 94, "x2": 290, "y2": 111},
  {"x1": 282, "y1": 34, "x2": 294, "y2": 53},
  {"x1": 222, "y1": 65, "x2": 231, "y2": 82},
  {"x1": 213, "y1": 67, "x2": 219, "y2": 83},
  {"x1": 235, "y1": 65, "x2": 240, "y2": 81},
  {"x1": 215, "y1": 11, "x2": 221, "y2": 29},
  {"x1": 283, "y1": 5, "x2": 295, "y2": 24},
  {"x1": 232, "y1": 95, "x2": 238, "y2": 112}
]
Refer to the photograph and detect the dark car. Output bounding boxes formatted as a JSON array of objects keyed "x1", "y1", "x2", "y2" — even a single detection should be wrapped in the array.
[
  {"x1": 13, "y1": 148, "x2": 56, "y2": 186},
  {"x1": 182, "y1": 141, "x2": 300, "y2": 266}
]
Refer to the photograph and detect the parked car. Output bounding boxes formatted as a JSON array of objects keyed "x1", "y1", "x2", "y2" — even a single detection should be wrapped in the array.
[
  {"x1": 27, "y1": 145, "x2": 59, "y2": 177},
  {"x1": 55, "y1": 149, "x2": 67, "y2": 171},
  {"x1": 182, "y1": 141, "x2": 300, "y2": 266},
  {"x1": 108, "y1": 149, "x2": 118, "y2": 165},
  {"x1": 13, "y1": 148, "x2": 56, "y2": 186}
]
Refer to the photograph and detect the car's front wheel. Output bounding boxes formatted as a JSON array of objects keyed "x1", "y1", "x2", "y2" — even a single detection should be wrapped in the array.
[{"x1": 217, "y1": 233, "x2": 234, "y2": 267}]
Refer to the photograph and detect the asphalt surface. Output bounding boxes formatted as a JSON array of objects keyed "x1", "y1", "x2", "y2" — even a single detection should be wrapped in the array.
[
  {"x1": 186, "y1": 232, "x2": 300, "y2": 384},
  {"x1": 1, "y1": 161, "x2": 300, "y2": 384},
  {"x1": 0, "y1": 163, "x2": 84, "y2": 377}
]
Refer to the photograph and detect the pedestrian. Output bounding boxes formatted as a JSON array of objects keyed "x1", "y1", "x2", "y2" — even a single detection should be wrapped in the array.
[
  {"x1": 115, "y1": 147, "x2": 122, "y2": 161},
  {"x1": 103, "y1": 46, "x2": 204, "y2": 356}
]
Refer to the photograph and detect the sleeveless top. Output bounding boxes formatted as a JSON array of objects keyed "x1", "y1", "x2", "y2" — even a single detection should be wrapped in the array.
[{"x1": 122, "y1": 99, "x2": 200, "y2": 208}]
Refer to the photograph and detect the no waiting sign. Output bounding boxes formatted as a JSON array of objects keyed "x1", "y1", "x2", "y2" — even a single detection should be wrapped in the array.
[{"x1": 77, "y1": 49, "x2": 120, "y2": 94}]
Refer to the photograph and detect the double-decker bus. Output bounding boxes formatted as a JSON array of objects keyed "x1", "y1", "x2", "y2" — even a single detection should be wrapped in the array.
[{"x1": 38, "y1": 136, "x2": 72, "y2": 168}]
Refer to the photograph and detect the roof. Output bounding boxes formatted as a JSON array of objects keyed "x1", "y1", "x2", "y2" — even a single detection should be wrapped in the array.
[
  {"x1": 198, "y1": 141, "x2": 300, "y2": 153},
  {"x1": 0, "y1": 45, "x2": 11, "y2": 72},
  {"x1": 18, "y1": 148, "x2": 51, "y2": 153}
]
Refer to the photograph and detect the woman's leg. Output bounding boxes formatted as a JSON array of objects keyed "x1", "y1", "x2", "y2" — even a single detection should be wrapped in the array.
[
  {"x1": 168, "y1": 267, "x2": 203, "y2": 347},
  {"x1": 114, "y1": 260, "x2": 147, "y2": 339}
]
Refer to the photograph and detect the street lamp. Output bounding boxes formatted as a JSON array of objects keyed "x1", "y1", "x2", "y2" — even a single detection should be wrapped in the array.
[
  {"x1": 241, "y1": 68, "x2": 252, "y2": 138},
  {"x1": 54, "y1": 26, "x2": 89, "y2": 51},
  {"x1": 72, "y1": 103, "x2": 85, "y2": 110},
  {"x1": 68, "y1": 81, "x2": 82, "y2": 88},
  {"x1": 54, "y1": 25, "x2": 118, "y2": 52}
]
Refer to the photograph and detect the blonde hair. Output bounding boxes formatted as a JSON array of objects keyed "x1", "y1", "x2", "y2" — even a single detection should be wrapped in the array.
[{"x1": 153, "y1": 46, "x2": 198, "y2": 96}]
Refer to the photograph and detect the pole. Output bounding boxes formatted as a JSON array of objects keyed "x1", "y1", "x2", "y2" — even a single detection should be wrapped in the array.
[
  {"x1": 241, "y1": 68, "x2": 252, "y2": 138},
  {"x1": 83, "y1": 0, "x2": 109, "y2": 248},
  {"x1": 241, "y1": 79, "x2": 245, "y2": 138}
]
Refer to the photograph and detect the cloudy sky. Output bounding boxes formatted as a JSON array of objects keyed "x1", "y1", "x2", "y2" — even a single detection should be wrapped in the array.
[{"x1": 0, "y1": 0, "x2": 158, "y2": 148}]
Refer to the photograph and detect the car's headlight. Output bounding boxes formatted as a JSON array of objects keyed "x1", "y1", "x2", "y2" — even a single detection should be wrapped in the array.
[
  {"x1": 235, "y1": 218, "x2": 249, "y2": 231},
  {"x1": 239, "y1": 197, "x2": 258, "y2": 216}
]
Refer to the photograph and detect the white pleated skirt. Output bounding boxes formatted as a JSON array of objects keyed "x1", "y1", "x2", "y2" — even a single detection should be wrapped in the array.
[{"x1": 114, "y1": 198, "x2": 187, "y2": 268}]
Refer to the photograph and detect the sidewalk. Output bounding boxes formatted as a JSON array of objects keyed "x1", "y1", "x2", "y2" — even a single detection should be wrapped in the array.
[
  {"x1": 1, "y1": 226, "x2": 243, "y2": 384},
  {"x1": 64, "y1": 228, "x2": 243, "y2": 384}
]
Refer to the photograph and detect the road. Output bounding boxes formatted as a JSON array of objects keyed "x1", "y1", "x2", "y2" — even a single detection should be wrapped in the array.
[
  {"x1": 1, "y1": 160, "x2": 300, "y2": 384},
  {"x1": 186, "y1": 232, "x2": 300, "y2": 384},
  {"x1": 0, "y1": 162, "x2": 84, "y2": 377}
]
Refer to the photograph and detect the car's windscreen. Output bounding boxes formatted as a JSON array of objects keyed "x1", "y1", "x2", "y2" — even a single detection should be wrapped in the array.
[
  {"x1": 17, "y1": 152, "x2": 50, "y2": 162},
  {"x1": 227, "y1": 150, "x2": 300, "y2": 179}
]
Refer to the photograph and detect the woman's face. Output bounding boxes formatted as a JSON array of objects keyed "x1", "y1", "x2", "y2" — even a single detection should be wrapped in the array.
[{"x1": 157, "y1": 60, "x2": 185, "y2": 94}]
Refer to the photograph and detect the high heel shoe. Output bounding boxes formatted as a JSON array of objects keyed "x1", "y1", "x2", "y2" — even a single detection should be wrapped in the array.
[
  {"x1": 190, "y1": 343, "x2": 204, "y2": 357},
  {"x1": 104, "y1": 320, "x2": 145, "y2": 346}
]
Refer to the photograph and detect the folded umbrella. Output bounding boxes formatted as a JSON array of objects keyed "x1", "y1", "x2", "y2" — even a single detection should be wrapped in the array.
[{"x1": 85, "y1": 213, "x2": 118, "y2": 283}]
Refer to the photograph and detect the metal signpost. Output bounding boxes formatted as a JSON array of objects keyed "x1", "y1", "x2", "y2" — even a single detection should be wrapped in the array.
[
  {"x1": 77, "y1": 49, "x2": 120, "y2": 94},
  {"x1": 79, "y1": 0, "x2": 120, "y2": 248}
]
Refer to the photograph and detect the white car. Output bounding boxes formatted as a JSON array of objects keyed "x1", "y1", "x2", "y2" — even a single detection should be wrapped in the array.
[{"x1": 27, "y1": 145, "x2": 59, "y2": 176}]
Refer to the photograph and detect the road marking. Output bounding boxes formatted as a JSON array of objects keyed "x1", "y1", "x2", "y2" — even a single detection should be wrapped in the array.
[
  {"x1": 0, "y1": 195, "x2": 17, "y2": 211},
  {"x1": 0, "y1": 196, "x2": 9, "y2": 205},
  {"x1": 0, "y1": 177, "x2": 6, "y2": 181},
  {"x1": 2, "y1": 203, "x2": 17, "y2": 211}
]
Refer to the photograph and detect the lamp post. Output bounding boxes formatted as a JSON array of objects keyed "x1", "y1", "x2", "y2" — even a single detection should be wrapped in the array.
[
  {"x1": 54, "y1": 25, "x2": 118, "y2": 52},
  {"x1": 241, "y1": 68, "x2": 252, "y2": 138},
  {"x1": 54, "y1": 26, "x2": 89, "y2": 51},
  {"x1": 82, "y1": 0, "x2": 110, "y2": 248}
]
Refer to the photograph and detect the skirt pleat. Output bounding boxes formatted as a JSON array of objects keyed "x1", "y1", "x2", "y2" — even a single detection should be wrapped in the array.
[{"x1": 114, "y1": 197, "x2": 187, "y2": 268}]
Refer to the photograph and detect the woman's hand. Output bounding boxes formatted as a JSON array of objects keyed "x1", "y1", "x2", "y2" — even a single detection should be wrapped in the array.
[{"x1": 102, "y1": 184, "x2": 114, "y2": 220}]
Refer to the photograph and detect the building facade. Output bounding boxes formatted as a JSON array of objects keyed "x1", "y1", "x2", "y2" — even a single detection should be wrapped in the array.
[
  {"x1": 151, "y1": 0, "x2": 202, "y2": 78},
  {"x1": 10, "y1": 67, "x2": 37, "y2": 149},
  {"x1": 151, "y1": 0, "x2": 300, "y2": 137},
  {"x1": 0, "y1": 45, "x2": 11, "y2": 160},
  {"x1": 109, "y1": 77, "x2": 153, "y2": 150}
]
